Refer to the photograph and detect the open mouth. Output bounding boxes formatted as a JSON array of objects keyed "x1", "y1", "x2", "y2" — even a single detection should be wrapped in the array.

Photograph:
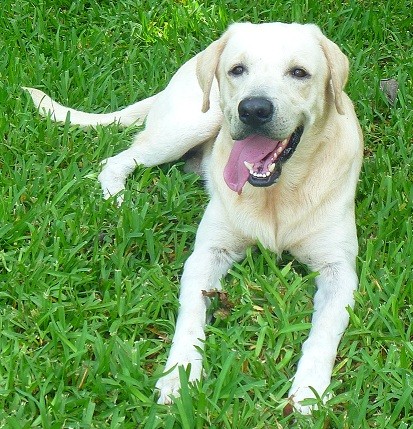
[{"x1": 223, "y1": 126, "x2": 304, "y2": 194}]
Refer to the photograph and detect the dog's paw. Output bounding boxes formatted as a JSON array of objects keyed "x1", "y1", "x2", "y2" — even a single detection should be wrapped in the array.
[
  {"x1": 155, "y1": 369, "x2": 182, "y2": 405},
  {"x1": 98, "y1": 159, "x2": 126, "y2": 203},
  {"x1": 155, "y1": 359, "x2": 202, "y2": 405}
]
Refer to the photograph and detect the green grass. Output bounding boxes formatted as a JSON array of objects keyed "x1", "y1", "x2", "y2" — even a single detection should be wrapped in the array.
[{"x1": 1, "y1": 0, "x2": 412, "y2": 427}]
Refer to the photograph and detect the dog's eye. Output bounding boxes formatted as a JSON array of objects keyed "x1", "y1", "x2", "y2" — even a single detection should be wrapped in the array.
[
  {"x1": 229, "y1": 65, "x2": 245, "y2": 76},
  {"x1": 290, "y1": 68, "x2": 309, "y2": 79}
]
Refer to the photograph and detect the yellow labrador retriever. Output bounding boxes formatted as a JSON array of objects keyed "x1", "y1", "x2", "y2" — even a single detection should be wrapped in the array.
[{"x1": 25, "y1": 22, "x2": 363, "y2": 414}]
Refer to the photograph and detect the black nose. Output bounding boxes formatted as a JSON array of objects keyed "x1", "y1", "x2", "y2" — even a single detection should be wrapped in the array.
[{"x1": 238, "y1": 97, "x2": 274, "y2": 127}]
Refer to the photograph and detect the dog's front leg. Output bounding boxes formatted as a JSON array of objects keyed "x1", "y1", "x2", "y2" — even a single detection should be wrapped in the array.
[
  {"x1": 155, "y1": 199, "x2": 246, "y2": 404},
  {"x1": 288, "y1": 260, "x2": 358, "y2": 414}
]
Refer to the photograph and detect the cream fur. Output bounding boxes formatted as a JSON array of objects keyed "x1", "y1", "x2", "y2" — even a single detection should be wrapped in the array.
[{"x1": 25, "y1": 22, "x2": 363, "y2": 415}]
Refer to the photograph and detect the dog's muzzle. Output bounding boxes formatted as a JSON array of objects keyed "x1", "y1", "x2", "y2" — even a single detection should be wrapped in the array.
[{"x1": 223, "y1": 123, "x2": 304, "y2": 194}]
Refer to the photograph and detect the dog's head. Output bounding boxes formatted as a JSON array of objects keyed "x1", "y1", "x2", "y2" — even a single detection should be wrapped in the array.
[{"x1": 196, "y1": 22, "x2": 349, "y2": 193}]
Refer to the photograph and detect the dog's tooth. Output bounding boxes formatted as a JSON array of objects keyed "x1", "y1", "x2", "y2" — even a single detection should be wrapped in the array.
[
  {"x1": 277, "y1": 146, "x2": 283, "y2": 154},
  {"x1": 244, "y1": 161, "x2": 254, "y2": 171},
  {"x1": 268, "y1": 163, "x2": 276, "y2": 173}
]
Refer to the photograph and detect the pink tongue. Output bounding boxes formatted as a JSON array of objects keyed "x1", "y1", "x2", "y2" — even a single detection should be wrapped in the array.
[{"x1": 223, "y1": 135, "x2": 278, "y2": 194}]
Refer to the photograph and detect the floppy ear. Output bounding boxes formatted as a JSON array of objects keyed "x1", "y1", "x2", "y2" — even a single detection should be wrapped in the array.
[
  {"x1": 319, "y1": 35, "x2": 349, "y2": 115},
  {"x1": 196, "y1": 35, "x2": 229, "y2": 113}
]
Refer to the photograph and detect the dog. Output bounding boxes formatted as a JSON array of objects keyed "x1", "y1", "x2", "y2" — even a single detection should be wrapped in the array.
[{"x1": 25, "y1": 22, "x2": 363, "y2": 414}]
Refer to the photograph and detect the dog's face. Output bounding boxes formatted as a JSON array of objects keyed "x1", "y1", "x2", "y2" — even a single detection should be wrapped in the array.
[
  {"x1": 218, "y1": 23, "x2": 329, "y2": 142},
  {"x1": 197, "y1": 23, "x2": 349, "y2": 193}
]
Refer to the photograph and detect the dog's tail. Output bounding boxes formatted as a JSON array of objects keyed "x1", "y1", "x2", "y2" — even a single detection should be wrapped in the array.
[{"x1": 23, "y1": 87, "x2": 159, "y2": 127}]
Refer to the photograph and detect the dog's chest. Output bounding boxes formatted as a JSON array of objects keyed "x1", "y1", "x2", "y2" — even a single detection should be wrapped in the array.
[
  {"x1": 218, "y1": 182, "x2": 289, "y2": 254},
  {"x1": 208, "y1": 139, "x2": 299, "y2": 253}
]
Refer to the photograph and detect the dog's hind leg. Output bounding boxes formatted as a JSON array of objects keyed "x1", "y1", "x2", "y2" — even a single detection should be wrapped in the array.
[
  {"x1": 98, "y1": 108, "x2": 220, "y2": 201},
  {"x1": 98, "y1": 58, "x2": 222, "y2": 201}
]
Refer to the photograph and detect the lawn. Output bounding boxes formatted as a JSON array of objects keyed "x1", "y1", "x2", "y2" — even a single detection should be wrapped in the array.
[{"x1": 0, "y1": 0, "x2": 412, "y2": 427}]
